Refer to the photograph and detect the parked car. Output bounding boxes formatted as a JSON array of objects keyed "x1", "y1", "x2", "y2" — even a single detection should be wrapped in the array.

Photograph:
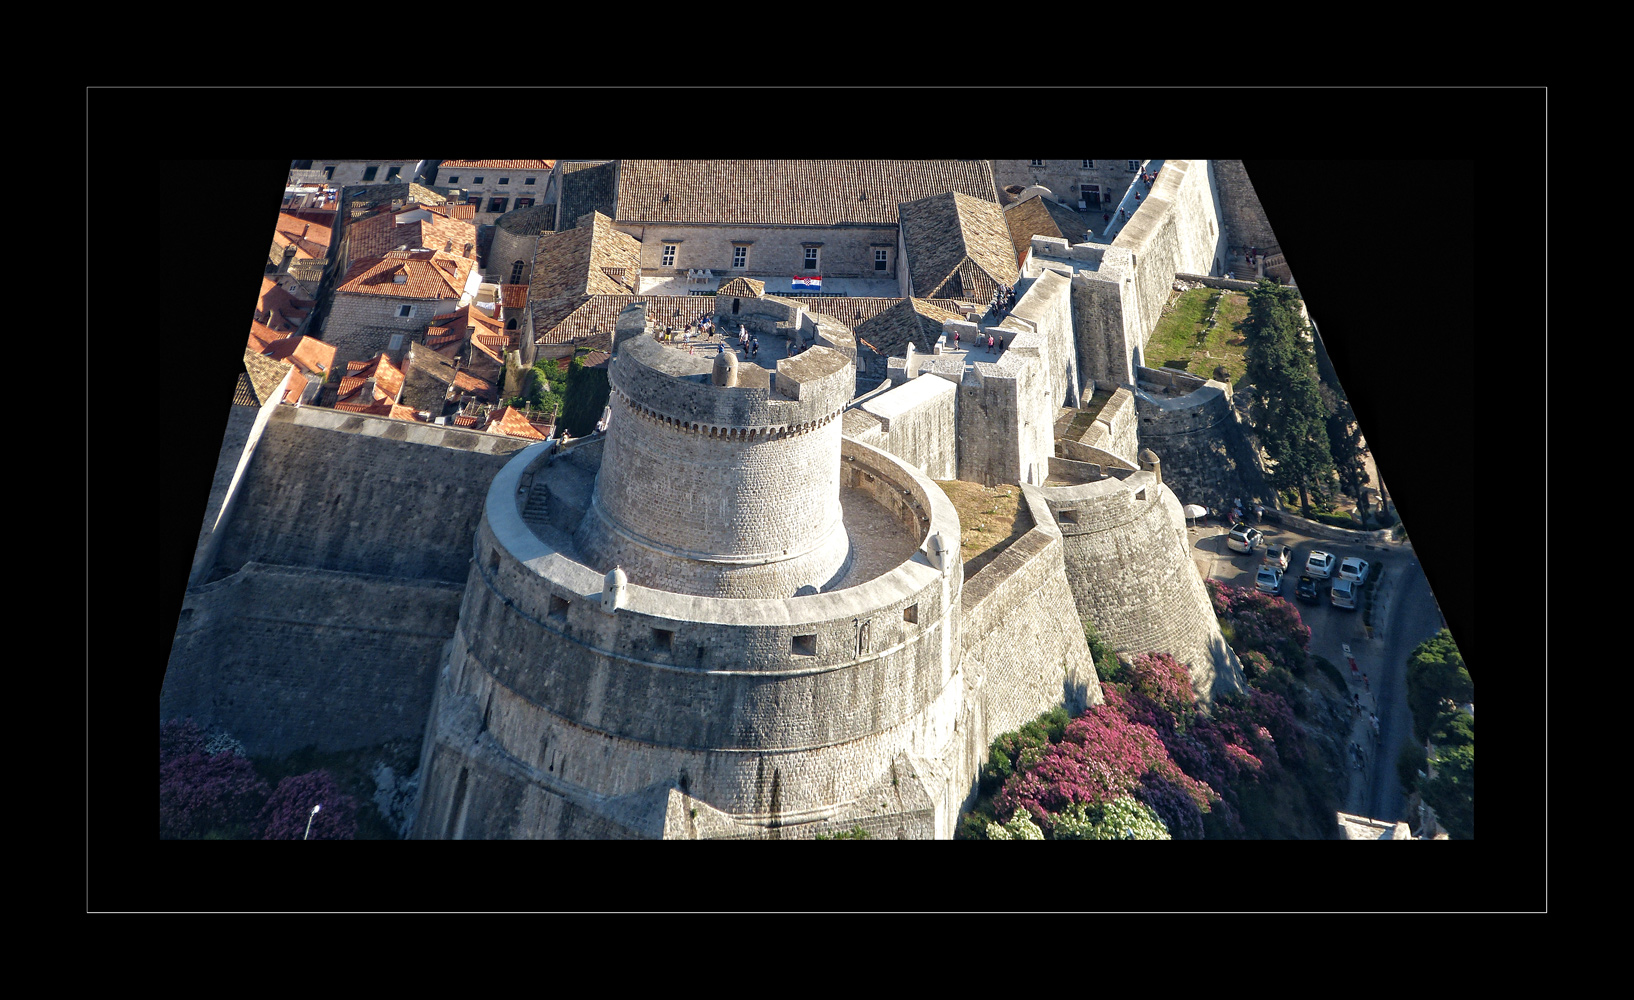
[
  {"x1": 1295, "y1": 574, "x2": 1321, "y2": 604},
  {"x1": 1227, "y1": 523, "x2": 1264, "y2": 554},
  {"x1": 1330, "y1": 578, "x2": 1359, "y2": 610},
  {"x1": 1262, "y1": 544, "x2": 1291, "y2": 571},
  {"x1": 1255, "y1": 565, "x2": 1283, "y2": 595},
  {"x1": 1339, "y1": 556, "x2": 1371, "y2": 584},
  {"x1": 1305, "y1": 549, "x2": 1337, "y2": 579}
]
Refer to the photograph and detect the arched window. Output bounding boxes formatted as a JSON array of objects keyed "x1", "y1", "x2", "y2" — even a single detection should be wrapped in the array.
[
  {"x1": 506, "y1": 318, "x2": 518, "y2": 331},
  {"x1": 510, "y1": 259, "x2": 525, "y2": 284}
]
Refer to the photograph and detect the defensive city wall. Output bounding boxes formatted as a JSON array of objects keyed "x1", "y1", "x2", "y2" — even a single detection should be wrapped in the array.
[{"x1": 1131, "y1": 365, "x2": 1272, "y2": 510}]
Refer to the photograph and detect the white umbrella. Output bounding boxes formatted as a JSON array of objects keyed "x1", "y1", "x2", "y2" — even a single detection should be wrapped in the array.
[{"x1": 1183, "y1": 503, "x2": 1208, "y2": 526}]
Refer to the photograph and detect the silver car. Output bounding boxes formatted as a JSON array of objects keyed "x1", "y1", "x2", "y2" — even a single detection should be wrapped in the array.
[
  {"x1": 1228, "y1": 524, "x2": 1263, "y2": 554},
  {"x1": 1330, "y1": 578, "x2": 1359, "y2": 610},
  {"x1": 1255, "y1": 565, "x2": 1283, "y2": 595},
  {"x1": 1306, "y1": 550, "x2": 1336, "y2": 579},
  {"x1": 1262, "y1": 544, "x2": 1291, "y2": 572}
]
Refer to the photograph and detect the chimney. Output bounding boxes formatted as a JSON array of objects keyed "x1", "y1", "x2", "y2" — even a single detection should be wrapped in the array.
[{"x1": 361, "y1": 376, "x2": 378, "y2": 401}]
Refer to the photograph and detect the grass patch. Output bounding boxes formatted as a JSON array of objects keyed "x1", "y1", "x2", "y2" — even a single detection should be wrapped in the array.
[
  {"x1": 934, "y1": 480, "x2": 1029, "y2": 577},
  {"x1": 1063, "y1": 388, "x2": 1116, "y2": 440},
  {"x1": 1145, "y1": 288, "x2": 1252, "y2": 386}
]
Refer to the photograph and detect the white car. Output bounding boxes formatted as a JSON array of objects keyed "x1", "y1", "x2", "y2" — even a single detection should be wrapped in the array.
[
  {"x1": 1255, "y1": 565, "x2": 1283, "y2": 595},
  {"x1": 1305, "y1": 550, "x2": 1337, "y2": 579},
  {"x1": 1330, "y1": 578, "x2": 1359, "y2": 610},
  {"x1": 1227, "y1": 523, "x2": 1263, "y2": 554},
  {"x1": 1339, "y1": 557, "x2": 1371, "y2": 584},
  {"x1": 1262, "y1": 544, "x2": 1291, "y2": 572}
]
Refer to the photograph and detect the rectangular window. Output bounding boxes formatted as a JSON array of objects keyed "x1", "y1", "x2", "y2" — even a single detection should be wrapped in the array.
[
  {"x1": 1128, "y1": 160, "x2": 1140, "y2": 172},
  {"x1": 1082, "y1": 160, "x2": 1094, "y2": 169},
  {"x1": 514, "y1": 197, "x2": 534, "y2": 209},
  {"x1": 652, "y1": 628, "x2": 674, "y2": 650},
  {"x1": 792, "y1": 634, "x2": 817, "y2": 657},
  {"x1": 385, "y1": 166, "x2": 401, "y2": 181},
  {"x1": 466, "y1": 195, "x2": 482, "y2": 206},
  {"x1": 903, "y1": 604, "x2": 918, "y2": 624},
  {"x1": 473, "y1": 176, "x2": 485, "y2": 184},
  {"x1": 362, "y1": 165, "x2": 379, "y2": 181},
  {"x1": 1031, "y1": 159, "x2": 1044, "y2": 167},
  {"x1": 498, "y1": 177, "x2": 509, "y2": 186},
  {"x1": 804, "y1": 247, "x2": 819, "y2": 269},
  {"x1": 447, "y1": 176, "x2": 459, "y2": 184},
  {"x1": 874, "y1": 249, "x2": 888, "y2": 271},
  {"x1": 324, "y1": 166, "x2": 335, "y2": 180},
  {"x1": 661, "y1": 245, "x2": 677, "y2": 267},
  {"x1": 388, "y1": 333, "x2": 404, "y2": 351},
  {"x1": 397, "y1": 305, "x2": 413, "y2": 318},
  {"x1": 549, "y1": 595, "x2": 569, "y2": 619},
  {"x1": 733, "y1": 246, "x2": 747, "y2": 268},
  {"x1": 524, "y1": 176, "x2": 536, "y2": 185},
  {"x1": 488, "y1": 197, "x2": 509, "y2": 213}
]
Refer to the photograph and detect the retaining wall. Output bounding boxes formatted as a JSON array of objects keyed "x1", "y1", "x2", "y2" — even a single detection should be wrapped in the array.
[
  {"x1": 162, "y1": 563, "x2": 462, "y2": 756},
  {"x1": 1130, "y1": 378, "x2": 1273, "y2": 510}
]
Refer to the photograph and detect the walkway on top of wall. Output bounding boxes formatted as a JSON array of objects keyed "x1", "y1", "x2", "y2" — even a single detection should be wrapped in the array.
[{"x1": 1097, "y1": 159, "x2": 1165, "y2": 242}]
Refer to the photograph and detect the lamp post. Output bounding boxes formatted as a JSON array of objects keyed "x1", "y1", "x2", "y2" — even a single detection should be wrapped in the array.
[{"x1": 304, "y1": 803, "x2": 322, "y2": 841}]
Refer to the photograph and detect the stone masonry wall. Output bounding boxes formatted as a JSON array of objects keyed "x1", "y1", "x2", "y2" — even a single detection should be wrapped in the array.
[
  {"x1": 1046, "y1": 471, "x2": 1244, "y2": 699},
  {"x1": 1007, "y1": 268, "x2": 1081, "y2": 407},
  {"x1": 322, "y1": 290, "x2": 458, "y2": 374},
  {"x1": 1108, "y1": 159, "x2": 1224, "y2": 361},
  {"x1": 1131, "y1": 380, "x2": 1273, "y2": 509},
  {"x1": 163, "y1": 562, "x2": 462, "y2": 756},
  {"x1": 1210, "y1": 161, "x2": 1282, "y2": 274},
  {"x1": 1078, "y1": 385, "x2": 1139, "y2": 465},
  {"x1": 623, "y1": 223, "x2": 900, "y2": 282},
  {"x1": 213, "y1": 406, "x2": 530, "y2": 583},
  {"x1": 853, "y1": 373, "x2": 958, "y2": 480}
]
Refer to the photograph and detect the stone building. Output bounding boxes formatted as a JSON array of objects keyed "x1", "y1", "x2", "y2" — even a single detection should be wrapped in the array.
[
  {"x1": 897, "y1": 191, "x2": 1020, "y2": 302},
  {"x1": 327, "y1": 249, "x2": 480, "y2": 375},
  {"x1": 991, "y1": 159, "x2": 1149, "y2": 211},
  {"x1": 434, "y1": 159, "x2": 555, "y2": 227},
  {"x1": 291, "y1": 159, "x2": 427, "y2": 187},
  {"x1": 599, "y1": 160, "x2": 997, "y2": 296}
]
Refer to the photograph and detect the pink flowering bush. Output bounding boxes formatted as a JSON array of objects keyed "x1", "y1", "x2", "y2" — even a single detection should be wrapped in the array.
[
  {"x1": 1129, "y1": 651, "x2": 1195, "y2": 714},
  {"x1": 260, "y1": 770, "x2": 358, "y2": 841},
  {"x1": 1206, "y1": 579, "x2": 1311, "y2": 671}
]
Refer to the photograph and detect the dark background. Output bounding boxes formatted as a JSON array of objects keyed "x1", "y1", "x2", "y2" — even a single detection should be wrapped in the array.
[{"x1": 91, "y1": 87, "x2": 1533, "y2": 913}]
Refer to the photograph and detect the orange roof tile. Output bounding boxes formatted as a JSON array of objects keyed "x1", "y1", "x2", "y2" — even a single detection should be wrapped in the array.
[
  {"x1": 486, "y1": 405, "x2": 547, "y2": 440},
  {"x1": 440, "y1": 159, "x2": 555, "y2": 171},
  {"x1": 500, "y1": 284, "x2": 529, "y2": 308},
  {"x1": 248, "y1": 320, "x2": 284, "y2": 354},
  {"x1": 348, "y1": 203, "x2": 478, "y2": 262},
  {"x1": 264, "y1": 334, "x2": 336, "y2": 375},
  {"x1": 336, "y1": 352, "x2": 404, "y2": 405},
  {"x1": 337, "y1": 250, "x2": 475, "y2": 300}
]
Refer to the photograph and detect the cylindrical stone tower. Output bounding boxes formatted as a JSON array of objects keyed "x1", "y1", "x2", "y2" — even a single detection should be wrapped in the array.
[{"x1": 574, "y1": 331, "x2": 856, "y2": 598}]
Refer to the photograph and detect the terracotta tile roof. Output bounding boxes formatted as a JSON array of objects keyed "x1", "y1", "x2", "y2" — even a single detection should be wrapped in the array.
[
  {"x1": 717, "y1": 276, "x2": 765, "y2": 298},
  {"x1": 852, "y1": 298, "x2": 963, "y2": 358},
  {"x1": 614, "y1": 160, "x2": 997, "y2": 227},
  {"x1": 264, "y1": 334, "x2": 336, "y2": 376},
  {"x1": 336, "y1": 352, "x2": 404, "y2": 406},
  {"x1": 453, "y1": 413, "x2": 482, "y2": 428},
  {"x1": 899, "y1": 191, "x2": 1020, "y2": 302},
  {"x1": 528, "y1": 212, "x2": 642, "y2": 303},
  {"x1": 555, "y1": 161, "x2": 619, "y2": 231},
  {"x1": 257, "y1": 276, "x2": 315, "y2": 332},
  {"x1": 1003, "y1": 196, "x2": 1092, "y2": 263},
  {"x1": 272, "y1": 212, "x2": 332, "y2": 259},
  {"x1": 500, "y1": 284, "x2": 529, "y2": 308},
  {"x1": 337, "y1": 249, "x2": 475, "y2": 300},
  {"x1": 248, "y1": 320, "x2": 284, "y2": 354},
  {"x1": 577, "y1": 350, "x2": 611, "y2": 369},
  {"x1": 486, "y1": 405, "x2": 548, "y2": 440},
  {"x1": 452, "y1": 369, "x2": 494, "y2": 395},
  {"x1": 348, "y1": 203, "x2": 478, "y2": 263},
  {"x1": 440, "y1": 159, "x2": 555, "y2": 171},
  {"x1": 241, "y1": 349, "x2": 293, "y2": 407}
]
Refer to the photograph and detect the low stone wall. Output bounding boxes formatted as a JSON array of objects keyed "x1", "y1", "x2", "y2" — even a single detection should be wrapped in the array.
[
  {"x1": 1056, "y1": 437, "x2": 1139, "y2": 471},
  {"x1": 1175, "y1": 272, "x2": 1263, "y2": 292},
  {"x1": 163, "y1": 562, "x2": 463, "y2": 756},
  {"x1": 1266, "y1": 509, "x2": 1395, "y2": 544},
  {"x1": 849, "y1": 373, "x2": 958, "y2": 479},
  {"x1": 1078, "y1": 385, "x2": 1138, "y2": 464}
]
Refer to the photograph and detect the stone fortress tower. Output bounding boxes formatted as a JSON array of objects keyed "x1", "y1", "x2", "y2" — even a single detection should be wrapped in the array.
[{"x1": 413, "y1": 302, "x2": 975, "y2": 839}]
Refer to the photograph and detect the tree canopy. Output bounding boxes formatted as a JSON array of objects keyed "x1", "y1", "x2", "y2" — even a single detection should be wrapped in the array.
[{"x1": 1241, "y1": 280, "x2": 1334, "y2": 517}]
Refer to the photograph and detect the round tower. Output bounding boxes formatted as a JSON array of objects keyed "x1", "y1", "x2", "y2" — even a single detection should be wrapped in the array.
[{"x1": 574, "y1": 331, "x2": 857, "y2": 598}]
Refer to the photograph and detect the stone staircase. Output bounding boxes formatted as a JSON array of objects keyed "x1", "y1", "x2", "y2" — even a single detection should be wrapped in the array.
[{"x1": 521, "y1": 481, "x2": 552, "y2": 530}]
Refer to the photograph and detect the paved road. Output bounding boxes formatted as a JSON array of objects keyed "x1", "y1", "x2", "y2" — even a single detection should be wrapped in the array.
[{"x1": 1191, "y1": 519, "x2": 1441, "y2": 823}]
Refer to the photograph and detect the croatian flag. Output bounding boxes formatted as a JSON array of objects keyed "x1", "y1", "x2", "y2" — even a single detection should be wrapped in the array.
[{"x1": 792, "y1": 275, "x2": 822, "y2": 290}]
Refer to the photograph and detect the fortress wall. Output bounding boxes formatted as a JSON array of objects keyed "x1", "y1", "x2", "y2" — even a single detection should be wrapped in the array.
[
  {"x1": 213, "y1": 406, "x2": 529, "y2": 583},
  {"x1": 1132, "y1": 379, "x2": 1273, "y2": 508},
  {"x1": 1007, "y1": 269, "x2": 1080, "y2": 407},
  {"x1": 1210, "y1": 160, "x2": 1285, "y2": 279},
  {"x1": 188, "y1": 404, "x2": 264, "y2": 586},
  {"x1": 953, "y1": 483, "x2": 1101, "y2": 820},
  {"x1": 855, "y1": 373, "x2": 958, "y2": 480},
  {"x1": 1175, "y1": 272, "x2": 1262, "y2": 292},
  {"x1": 957, "y1": 332, "x2": 1054, "y2": 487},
  {"x1": 163, "y1": 563, "x2": 462, "y2": 756},
  {"x1": 1046, "y1": 472, "x2": 1244, "y2": 699},
  {"x1": 1078, "y1": 385, "x2": 1139, "y2": 465},
  {"x1": 1070, "y1": 268, "x2": 1136, "y2": 386},
  {"x1": 1054, "y1": 439, "x2": 1139, "y2": 472},
  {"x1": 1109, "y1": 159, "x2": 1225, "y2": 361}
]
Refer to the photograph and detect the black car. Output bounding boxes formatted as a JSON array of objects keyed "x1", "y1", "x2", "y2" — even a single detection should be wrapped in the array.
[{"x1": 1295, "y1": 575, "x2": 1321, "y2": 605}]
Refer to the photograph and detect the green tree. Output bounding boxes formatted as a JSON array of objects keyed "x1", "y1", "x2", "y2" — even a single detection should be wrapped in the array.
[
  {"x1": 1241, "y1": 280, "x2": 1333, "y2": 518},
  {"x1": 1083, "y1": 620, "x2": 1123, "y2": 683},
  {"x1": 1395, "y1": 738, "x2": 1427, "y2": 798},
  {"x1": 1421, "y1": 707, "x2": 1473, "y2": 839},
  {"x1": 1051, "y1": 796, "x2": 1172, "y2": 840},
  {"x1": 1405, "y1": 629, "x2": 1473, "y2": 744},
  {"x1": 558, "y1": 353, "x2": 611, "y2": 435},
  {"x1": 1322, "y1": 384, "x2": 1370, "y2": 520}
]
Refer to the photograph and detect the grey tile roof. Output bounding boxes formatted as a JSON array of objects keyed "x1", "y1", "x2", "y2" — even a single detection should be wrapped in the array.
[
  {"x1": 533, "y1": 294, "x2": 717, "y2": 348},
  {"x1": 786, "y1": 295, "x2": 973, "y2": 331},
  {"x1": 555, "y1": 161, "x2": 619, "y2": 232},
  {"x1": 899, "y1": 191, "x2": 1020, "y2": 302},
  {"x1": 1003, "y1": 196, "x2": 1092, "y2": 263},
  {"x1": 716, "y1": 276, "x2": 765, "y2": 298},
  {"x1": 527, "y1": 212, "x2": 642, "y2": 304},
  {"x1": 240, "y1": 349, "x2": 292, "y2": 407},
  {"x1": 614, "y1": 160, "x2": 997, "y2": 227},
  {"x1": 851, "y1": 298, "x2": 963, "y2": 358}
]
